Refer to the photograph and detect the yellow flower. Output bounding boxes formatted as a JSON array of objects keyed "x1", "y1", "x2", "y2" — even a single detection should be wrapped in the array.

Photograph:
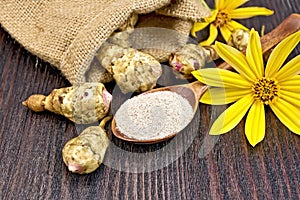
[
  {"x1": 192, "y1": 29, "x2": 300, "y2": 146},
  {"x1": 191, "y1": 0, "x2": 274, "y2": 46}
]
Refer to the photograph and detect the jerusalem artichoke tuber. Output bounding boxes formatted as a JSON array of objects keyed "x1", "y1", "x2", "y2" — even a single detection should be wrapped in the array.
[{"x1": 22, "y1": 83, "x2": 112, "y2": 124}]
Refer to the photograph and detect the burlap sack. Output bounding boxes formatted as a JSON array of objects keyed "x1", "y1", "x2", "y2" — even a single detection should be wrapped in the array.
[{"x1": 0, "y1": 0, "x2": 210, "y2": 84}]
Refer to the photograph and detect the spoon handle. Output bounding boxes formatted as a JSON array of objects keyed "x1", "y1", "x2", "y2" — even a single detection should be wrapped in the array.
[
  {"x1": 189, "y1": 81, "x2": 208, "y2": 100},
  {"x1": 261, "y1": 13, "x2": 300, "y2": 54}
]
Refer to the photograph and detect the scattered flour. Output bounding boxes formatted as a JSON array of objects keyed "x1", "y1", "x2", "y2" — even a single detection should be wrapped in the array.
[{"x1": 115, "y1": 91, "x2": 194, "y2": 140}]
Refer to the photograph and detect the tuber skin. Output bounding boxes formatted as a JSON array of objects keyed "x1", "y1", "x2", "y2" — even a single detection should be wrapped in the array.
[
  {"x1": 22, "y1": 94, "x2": 46, "y2": 112},
  {"x1": 228, "y1": 29, "x2": 250, "y2": 52},
  {"x1": 92, "y1": 13, "x2": 162, "y2": 93},
  {"x1": 62, "y1": 116, "x2": 111, "y2": 174},
  {"x1": 95, "y1": 42, "x2": 163, "y2": 94},
  {"x1": 169, "y1": 44, "x2": 217, "y2": 79},
  {"x1": 22, "y1": 83, "x2": 112, "y2": 124}
]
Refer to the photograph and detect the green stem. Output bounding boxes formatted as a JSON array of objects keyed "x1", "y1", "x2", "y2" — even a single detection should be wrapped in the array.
[
  {"x1": 261, "y1": 25, "x2": 265, "y2": 36},
  {"x1": 200, "y1": 0, "x2": 211, "y2": 11}
]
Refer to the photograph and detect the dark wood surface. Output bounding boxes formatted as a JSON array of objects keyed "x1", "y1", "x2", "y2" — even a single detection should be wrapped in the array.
[{"x1": 0, "y1": 0, "x2": 299, "y2": 199}]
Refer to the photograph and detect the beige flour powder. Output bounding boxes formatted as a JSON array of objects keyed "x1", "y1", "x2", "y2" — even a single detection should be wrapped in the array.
[{"x1": 115, "y1": 91, "x2": 194, "y2": 140}]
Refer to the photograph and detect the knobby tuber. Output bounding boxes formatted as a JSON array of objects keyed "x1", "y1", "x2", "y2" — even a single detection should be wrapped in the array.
[
  {"x1": 169, "y1": 44, "x2": 218, "y2": 79},
  {"x1": 62, "y1": 116, "x2": 111, "y2": 174},
  {"x1": 95, "y1": 42, "x2": 163, "y2": 94},
  {"x1": 228, "y1": 29, "x2": 250, "y2": 52},
  {"x1": 22, "y1": 83, "x2": 112, "y2": 124}
]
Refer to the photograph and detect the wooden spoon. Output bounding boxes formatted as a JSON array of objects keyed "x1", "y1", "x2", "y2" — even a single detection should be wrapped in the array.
[{"x1": 111, "y1": 13, "x2": 300, "y2": 144}]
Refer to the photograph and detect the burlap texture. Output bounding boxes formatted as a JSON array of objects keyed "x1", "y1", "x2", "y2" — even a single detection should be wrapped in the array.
[
  {"x1": 0, "y1": 0, "x2": 210, "y2": 84},
  {"x1": 134, "y1": 12, "x2": 194, "y2": 62}
]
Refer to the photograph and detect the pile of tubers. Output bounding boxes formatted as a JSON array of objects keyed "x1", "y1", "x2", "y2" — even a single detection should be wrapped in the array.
[{"x1": 22, "y1": 12, "x2": 250, "y2": 174}]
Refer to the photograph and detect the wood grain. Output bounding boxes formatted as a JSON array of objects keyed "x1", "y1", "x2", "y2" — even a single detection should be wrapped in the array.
[{"x1": 0, "y1": 0, "x2": 300, "y2": 199}]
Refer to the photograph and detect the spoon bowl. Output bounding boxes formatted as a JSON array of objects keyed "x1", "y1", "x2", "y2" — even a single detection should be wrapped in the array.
[
  {"x1": 111, "y1": 13, "x2": 300, "y2": 144},
  {"x1": 111, "y1": 81, "x2": 207, "y2": 144}
]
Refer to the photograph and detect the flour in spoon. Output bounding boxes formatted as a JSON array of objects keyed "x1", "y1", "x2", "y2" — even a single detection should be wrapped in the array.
[{"x1": 115, "y1": 91, "x2": 194, "y2": 140}]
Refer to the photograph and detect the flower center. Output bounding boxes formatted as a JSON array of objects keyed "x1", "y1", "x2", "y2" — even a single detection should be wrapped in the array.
[
  {"x1": 213, "y1": 10, "x2": 230, "y2": 27},
  {"x1": 252, "y1": 78, "x2": 280, "y2": 105}
]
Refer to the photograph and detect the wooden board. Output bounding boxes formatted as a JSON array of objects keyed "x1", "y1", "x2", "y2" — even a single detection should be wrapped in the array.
[{"x1": 0, "y1": 0, "x2": 299, "y2": 199}]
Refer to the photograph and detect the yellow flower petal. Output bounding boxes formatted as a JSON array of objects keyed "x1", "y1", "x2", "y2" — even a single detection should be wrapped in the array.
[
  {"x1": 226, "y1": 20, "x2": 249, "y2": 31},
  {"x1": 200, "y1": 87, "x2": 252, "y2": 105},
  {"x1": 215, "y1": 0, "x2": 225, "y2": 9},
  {"x1": 280, "y1": 76, "x2": 300, "y2": 106},
  {"x1": 192, "y1": 68, "x2": 252, "y2": 88},
  {"x1": 206, "y1": 10, "x2": 219, "y2": 23},
  {"x1": 245, "y1": 101, "x2": 265, "y2": 146},
  {"x1": 191, "y1": 22, "x2": 210, "y2": 37},
  {"x1": 265, "y1": 31, "x2": 300, "y2": 78},
  {"x1": 200, "y1": 24, "x2": 218, "y2": 46},
  {"x1": 246, "y1": 29, "x2": 264, "y2": 78},
  {"x1": 225, "y1": 0, "x2": 249, "y2": 10},
  {"x1": 280, "y1": 90, "x2": 300, "y2": 107},
  {"x1": 219, "y1": 26, "x2": 232, "y2": 42},
  {"x1": 280, "y1": 75, "x2": 300, "y2": 88},
  {"x1": 192, "y1": 10, "x2": 218, "y2": 39},
  {"x1": 229, "y1": 7, "x2": 274, "y2": 19},
  {"x1": 209, "y1": 94, "x2": 254, "y2": 135},
  {"x1": 274, "y1": 55, "x2": 300, "y2": 81},
  {"x1": 214, "y1": 42, "x2": 257, "y2": 81},
  {"x1": 270, "y1": 98, "x2": 300, "y2": 135}
]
